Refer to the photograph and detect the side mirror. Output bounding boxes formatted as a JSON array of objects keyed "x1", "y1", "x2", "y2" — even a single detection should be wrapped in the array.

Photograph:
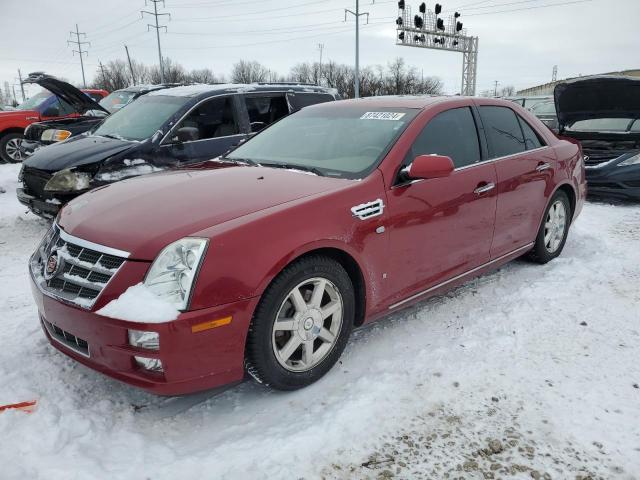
[
  {"x1": 175, "y1": 126, "x2": 199, "y2": 143},
  {"x1": 408, "y1": 154, "x2": 454, "y2": 179},
  {"x1": 42, "y1": 106, "x2": 60, "y2": 117}
]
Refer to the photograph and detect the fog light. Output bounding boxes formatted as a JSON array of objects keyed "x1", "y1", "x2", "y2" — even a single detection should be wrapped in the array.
[
  {"x1": 128, "y1": 330, "x2": 159, "y2": 350},
  {"x1": 134, "y1": 356, "x2": 163, "y2": 372}
]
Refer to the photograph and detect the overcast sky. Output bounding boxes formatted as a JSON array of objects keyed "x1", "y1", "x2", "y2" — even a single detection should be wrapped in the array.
[{"x1": 1, "y1": 0, "x2": 638, "y2": 100}]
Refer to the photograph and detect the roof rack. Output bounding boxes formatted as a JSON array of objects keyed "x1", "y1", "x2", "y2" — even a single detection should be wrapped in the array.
[{"x1": 253, "y1": 82, "x2": 321, "y2": 87}]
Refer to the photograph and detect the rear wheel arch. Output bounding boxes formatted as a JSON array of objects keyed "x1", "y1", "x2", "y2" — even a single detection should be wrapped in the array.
[{"x1": 555, "y1": 183, "x2": 577, "y2": 220}]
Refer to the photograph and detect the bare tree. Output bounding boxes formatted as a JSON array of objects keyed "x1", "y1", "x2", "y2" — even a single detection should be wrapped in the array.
[
  {"x1": 231, "y1": 60, "x2": 270, "y2": 83},
  {"x1": 188, "y1": 68, "x2": 222, "y2": 84},
  {"x1": 499, "y1": 85, "x2": 516, "y2": 97}
]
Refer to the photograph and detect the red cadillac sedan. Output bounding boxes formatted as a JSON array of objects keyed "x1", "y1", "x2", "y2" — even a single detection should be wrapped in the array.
[{"x1": 30, "y1": 96, "x2": 586, "y2": 395}]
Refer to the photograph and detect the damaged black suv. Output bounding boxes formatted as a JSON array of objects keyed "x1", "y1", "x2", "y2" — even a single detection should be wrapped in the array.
[
  {"x1": 555, "y1": 75, "x2": 640, "y2": 200},
  {"x1": 17, "y1": 83, "x2": 339, "y2": 218}
]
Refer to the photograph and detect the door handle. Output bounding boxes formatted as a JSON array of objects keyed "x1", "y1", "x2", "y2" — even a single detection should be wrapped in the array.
[
  {"x1": 535, "y1": 162, "x2": 551, "y2": 172},
  {"x1": 474, "y1": 182, "x2": 495, "y2": 195}
]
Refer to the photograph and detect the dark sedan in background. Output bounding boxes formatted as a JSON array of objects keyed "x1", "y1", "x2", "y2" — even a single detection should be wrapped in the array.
[
  {"x1": 17, "y1": 83, "x2": 339, "y2": 218},
  {"x1": 555, "y1": 75, "x2": 640, "y2": 200}
]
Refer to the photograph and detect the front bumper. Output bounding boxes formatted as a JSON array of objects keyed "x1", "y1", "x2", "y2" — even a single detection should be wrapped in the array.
[
  {"x1": 16, "y1": 187, "x2": 61, "y2": 218},
  {"x1": 585, "y1": 164, "x2": 640, "y2": 201},
  {"x1": 31, "y1": 276, "x2": 259, "y2": 396}
]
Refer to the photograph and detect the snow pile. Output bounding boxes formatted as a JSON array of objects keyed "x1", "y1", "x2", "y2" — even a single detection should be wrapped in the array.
[{"x1": 97, "y1": 283, "x2": 179, "y2": 323}]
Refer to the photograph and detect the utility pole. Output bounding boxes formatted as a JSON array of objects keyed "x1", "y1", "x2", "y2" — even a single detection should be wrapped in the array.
[
  {"x1": 493, "y1": 80, "x2": 499, "y2": 97},
  {"x1": 11, "y1": 84, "x2": 17, "y2": 105},
  {"x1": 125, "y1": 45, "x2": 136, "y2": 85},
  {"x1": 317, "y1": 43, "x2": 324, "y2": 86},
  {"x1": 17, "y1": 69, "x2": 25, "y2": 101},
  {"x1": 98, "y1": 61, "x2": 107, "y2": 89},
  {"x1": 142, "y1": 0, "x2": 170, "y2": 84},
  {"x1": 345, "y1": 1, "x2": 372, "y2": 98},
  {"x1": 68, "y1": 24, "x2": 90, "y2": 88}
]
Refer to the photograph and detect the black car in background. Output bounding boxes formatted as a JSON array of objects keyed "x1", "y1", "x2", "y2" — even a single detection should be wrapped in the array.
[
  {"x1": 555, "y1": 75, "x2": 640, "y2": 200},
  {"x1": 17, "y1": 83, "x2": 340, "y2": 218},
  {"x1": 529, "y1": 100, "x2": 558, "y2": 131},
  {"x1": 21, "y1": 81, "x2": 178, "y2": 156}
]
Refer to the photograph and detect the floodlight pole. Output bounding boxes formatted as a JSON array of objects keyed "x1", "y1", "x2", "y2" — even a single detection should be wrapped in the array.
[{"x1": 345, "y1": 1, "x2": 372, "y2": 98}]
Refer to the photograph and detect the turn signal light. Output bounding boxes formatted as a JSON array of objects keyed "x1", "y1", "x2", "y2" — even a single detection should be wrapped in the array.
[
  {"x1": 191, "y1": 316, "x2": 232, "y2": 333},
  {"x1": 41, "y1": 129, "x2": 72, "y2": 142}
]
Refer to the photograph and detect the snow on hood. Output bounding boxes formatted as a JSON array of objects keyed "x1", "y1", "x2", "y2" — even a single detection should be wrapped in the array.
[
  {"x1": 97, "y1": 283, "x2": 179, "y2": 323},
  {"x1": 554, "y1": 75, "x2": 640, "y2": 129}
]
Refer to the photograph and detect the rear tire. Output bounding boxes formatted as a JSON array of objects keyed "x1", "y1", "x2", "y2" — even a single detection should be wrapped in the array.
[
  {"x1": 246, "y1": 255, "x2": 355, "y2": 391},
  {"x1": 0, "y1": 133, "x2": 26, "y2": 163},
  {"x1": 528, "y1": 190, "x2": 571, "y2": 264}
]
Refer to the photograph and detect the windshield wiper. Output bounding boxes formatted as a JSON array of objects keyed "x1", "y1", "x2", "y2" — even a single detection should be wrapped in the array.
[
  {"x1": 259, "y1": 162, "x2": 324, "y2": 176},
  {"x1": 218, "y1": 157, "x2": 258, "y2": 166}
]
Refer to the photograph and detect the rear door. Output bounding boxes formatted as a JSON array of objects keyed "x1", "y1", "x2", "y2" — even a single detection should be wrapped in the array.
[
  {"x1": 161, "y1": 94, "x2": 247, "y2": 163},
  {"x1": 241, "y1": 92, "x2": 291, "y2": 133},
  {"x1": 286, "y1": 92, "x2": 336, "y2": 112},
  {"x1": 476, "y1": 104, "x2": 555, "y2": 258},
  {"x1": 385, "y1": 106, "x2": 498, "y2": 304}
]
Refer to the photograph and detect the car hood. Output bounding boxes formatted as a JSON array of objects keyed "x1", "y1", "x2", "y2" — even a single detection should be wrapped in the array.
[
  {"x1": 22, "y1": 135, "x2": 136, "y2": 171},
  {"x1": 22, "y1": 72, "x2": 109, "y2": 115},
  {"x1": 554, "y1": 75, "x2": 640, "y2": 130},
  {"x1": 58, "y1": 165, "x2": 348, "y2": 260}
]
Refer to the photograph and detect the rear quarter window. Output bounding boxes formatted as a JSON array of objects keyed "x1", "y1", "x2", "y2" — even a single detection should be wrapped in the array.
[{"x1": 517, "y1": 115, "x2": 545, "y2": 150}]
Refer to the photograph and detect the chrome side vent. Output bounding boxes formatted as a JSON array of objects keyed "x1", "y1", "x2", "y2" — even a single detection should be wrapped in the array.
[{"x1": 351, "y1": 199, "x2": 385, "y2": 220}]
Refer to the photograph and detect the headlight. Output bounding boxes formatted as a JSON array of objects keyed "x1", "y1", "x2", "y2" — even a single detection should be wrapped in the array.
[
  {"x1": 44, "y1": 168, "x2": 91, "y2": 192},
  {"x1": 144, "y1": 238, "x2": 208, "y2": 310},
  {"x1": 618, "y1": 153, "x2": 640, "y2": 167},
  {"x1": 41, "y1": 129, "x2": 72, "y2": 142}
]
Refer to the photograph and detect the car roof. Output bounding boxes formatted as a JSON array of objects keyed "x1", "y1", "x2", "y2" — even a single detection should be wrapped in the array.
[
  {"x1": 147, "y1": 83, "x2": 339, "y2": 99},
  {"x1": 302, "y1": 95, "x2": 468, "y2": 110}
]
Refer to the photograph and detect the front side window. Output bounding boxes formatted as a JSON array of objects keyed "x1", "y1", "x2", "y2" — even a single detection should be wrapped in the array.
[
  {"x1": 517, "y1": 115, "x2": 545, "y2": 150},
  {"x1": 174, "y1": 96, "x2": 238, "y2": 141},
  {"x1": 226, "y1": 105, "x2": 418, "y2": 179},
  {"x1": 93, "y1": 95, "x2": 189, "y2": 141},
  {"x1": 405, "y1": 107, "x2": 481, "y2": 169},
  {"x1": 479, "y1": 106, "x2": 526, "y2": 158},
  {"x1": 245, "y1": 94, "x2": 290, "y2": 132}
]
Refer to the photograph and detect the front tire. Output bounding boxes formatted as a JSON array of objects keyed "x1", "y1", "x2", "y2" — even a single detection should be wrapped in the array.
[
  {"x1": 246, "y1": 255, "x2": 355, "y2": 390},
  {"x1": 528, "y1": 190, "x2": 571, "y2": 264},
  {"x1": 0, "y1": 133, "x2": 26, "y2": 163}
]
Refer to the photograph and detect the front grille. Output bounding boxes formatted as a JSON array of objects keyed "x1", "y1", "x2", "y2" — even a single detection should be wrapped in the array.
[
  {"x1": 30, "y1": 224, "x2": 128, "y2": 309},
  {"x1": 42, "y1": 318, "x2": 89, "y2": 357}
]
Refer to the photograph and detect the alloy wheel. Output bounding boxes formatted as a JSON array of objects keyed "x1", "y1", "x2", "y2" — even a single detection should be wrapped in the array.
[
  {"x1": 5, "y1": 137, "x2": 25, "y2": 162},
  {"x1": 271, "y1": 277, "x2": 343, "y2": 372},
  {"x1": 544, "y1": 200, "x2": 567, "y2": 253}
]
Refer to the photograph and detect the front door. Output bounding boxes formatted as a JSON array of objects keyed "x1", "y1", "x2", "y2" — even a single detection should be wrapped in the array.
[
  {"x1": 385, "y1": 106, "x2": 498, "y2": 305},
  {"x1": 162, "y1": 95, "x2": 247, "y2": 163}
]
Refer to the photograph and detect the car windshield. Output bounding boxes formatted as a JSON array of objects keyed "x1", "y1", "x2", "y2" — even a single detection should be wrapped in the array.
[
  {"x1": 532, "y1": 102, "x2": 556, "y2": 115},
  {"x1": 525, "y1": 98, "x2": 551, "y2": 110},
  {"x1": 99, "y1": 90, "x2": 138, "y2": 113},
  {"x1": 93, "y1": 95, "x2": 189, "y2": 141},
  {"x1": 17, "y1": 90, "x2": 51, "y2": 110},
  {"x1": 568, "y1": 118, "x2": 636, "y2": 132},
  {"x1": 226, "y1": 105, "x2": 419, "y2": 179}
]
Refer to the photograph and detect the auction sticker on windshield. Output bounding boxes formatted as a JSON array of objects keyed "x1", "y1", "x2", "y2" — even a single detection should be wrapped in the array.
[{"x1": 360, "y1": 112, "x2": 406, "y2": 120}]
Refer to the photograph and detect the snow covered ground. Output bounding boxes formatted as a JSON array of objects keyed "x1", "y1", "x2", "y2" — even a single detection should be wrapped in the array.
[{"x1": 0, "y1": 162, "x2": 638, "y2": 480}]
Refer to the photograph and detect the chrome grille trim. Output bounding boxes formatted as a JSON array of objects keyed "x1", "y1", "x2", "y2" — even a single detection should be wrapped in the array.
[{"x1": 30, "y1": 224, "x2": 129, "y2": 310}]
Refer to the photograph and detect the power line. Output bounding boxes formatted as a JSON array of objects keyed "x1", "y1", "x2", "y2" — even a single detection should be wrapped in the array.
[
  {"x1": 141, "y1": 0, "x2": 170, "y2": 83},
  {"x1": 67, "y1": 24, "x2": 90, "y2": 88},
  {"x1": 464, "y1": 0, "x2": 593, "y2": 16}
]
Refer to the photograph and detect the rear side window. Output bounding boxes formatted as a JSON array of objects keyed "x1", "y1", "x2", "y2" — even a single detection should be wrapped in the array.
[
  {"x1": 406, "y1": 107, "x2": 481, "y2": 169},
  {"x1": 517, "y1": 116, "x2": 545, "y2": 150},
  {"x1": 479, "y1": 106, "x2": 526, "y2": 158}
]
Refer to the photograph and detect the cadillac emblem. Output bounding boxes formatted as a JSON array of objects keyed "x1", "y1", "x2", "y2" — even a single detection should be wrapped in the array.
[{"x1": 44, "y1": 251, "x2": 62, "y2": 280}]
